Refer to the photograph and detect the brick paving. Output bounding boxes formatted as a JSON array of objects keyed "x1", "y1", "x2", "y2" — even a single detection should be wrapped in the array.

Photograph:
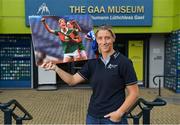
[{"x1": 0, "y1": 88, "x2": 179, "y2": 124}]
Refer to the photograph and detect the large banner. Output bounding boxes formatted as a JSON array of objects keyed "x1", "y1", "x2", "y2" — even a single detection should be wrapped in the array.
[
  {"x1": 25, "y1": 0, "x2": 153, "y2": 26},
  {"x1": 29, "y1": 15, "x2": 97, "y2": 65}
]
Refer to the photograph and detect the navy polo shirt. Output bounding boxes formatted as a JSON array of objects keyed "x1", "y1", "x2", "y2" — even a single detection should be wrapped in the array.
[{"x1": 78, "y1": 51, "x2": 137, "y2": 118}]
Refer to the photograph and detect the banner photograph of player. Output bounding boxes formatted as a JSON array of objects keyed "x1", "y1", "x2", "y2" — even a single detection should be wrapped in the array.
[{"x1": 29, "y1": 15, "x2": 98, "y2": 65}]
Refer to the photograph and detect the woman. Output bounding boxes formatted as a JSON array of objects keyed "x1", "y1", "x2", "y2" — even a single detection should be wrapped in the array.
[{"x1": 41, "y1": 25, "x2": 139, "y2": 124}]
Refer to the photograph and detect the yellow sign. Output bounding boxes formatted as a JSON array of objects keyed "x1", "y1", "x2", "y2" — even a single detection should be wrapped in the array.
[{"x1": 128, "y1": 40, "x2": 143, "y2": 81}]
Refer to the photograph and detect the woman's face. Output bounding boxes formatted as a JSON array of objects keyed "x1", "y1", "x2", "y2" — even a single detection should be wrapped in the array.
[
  {"x1": 96, "y1": 30, "x2": 115, "y2": 54},
  {"x1": 67, "y1": 22, "x2": 73, "y2": 28},
  {"x1": 59, "y1": 19, "x2": 66, "y2": 29}
]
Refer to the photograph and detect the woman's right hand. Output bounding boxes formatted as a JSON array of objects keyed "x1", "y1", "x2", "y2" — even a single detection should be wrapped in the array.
[
  {"x1": 41, "y1": 18, "x2": 46, "y2": 23},
  {"x1": 40, "y1": 62, "x2": 57, "y2": 71}
]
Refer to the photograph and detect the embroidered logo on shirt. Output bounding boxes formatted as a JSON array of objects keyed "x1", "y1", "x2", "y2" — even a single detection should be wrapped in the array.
[
  {"x1": 107, "y1": 64, "x2": 118, "y2": 69},
  {"x1": 113, "y1": 52, "x2": 120, "y2": 59}
]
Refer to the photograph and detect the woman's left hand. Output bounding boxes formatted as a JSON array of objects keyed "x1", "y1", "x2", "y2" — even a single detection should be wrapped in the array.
[{"x1": 104, "y1": 111, "x2": 122, "y2": 123}]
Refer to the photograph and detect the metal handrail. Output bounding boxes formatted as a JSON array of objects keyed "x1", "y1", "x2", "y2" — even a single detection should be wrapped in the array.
[
  {"x1": 126, "y1": 97, "x2": 166, "y2": 125},
  {"x1": 153, "y1": 75, "x2": 176, "y2": 96},
  {"x1": 0, "y1": 99, "x2": 33, "y2": 124}
]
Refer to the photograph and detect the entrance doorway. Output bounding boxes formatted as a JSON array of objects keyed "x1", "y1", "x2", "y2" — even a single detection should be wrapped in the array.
[{"x1": 115, "y1": 34, "x2": 150, "y2": 87}]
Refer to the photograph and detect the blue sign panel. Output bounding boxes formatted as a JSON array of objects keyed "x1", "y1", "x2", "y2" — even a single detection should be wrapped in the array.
[{"x1": 25, "y1": 0, "x2": 153, "y2": 26}]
